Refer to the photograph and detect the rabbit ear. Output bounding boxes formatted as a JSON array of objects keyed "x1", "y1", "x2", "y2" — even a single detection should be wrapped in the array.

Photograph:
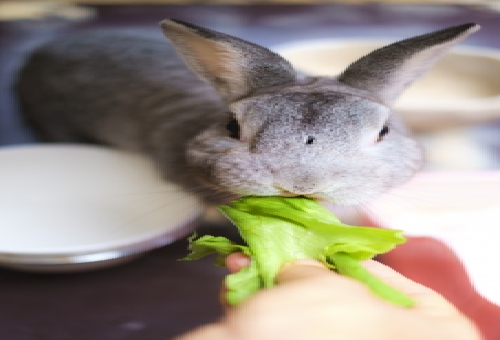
[
  {"x1": 338, "y1": 23, "x2": 480, "y2": 106},
  {"x1": 160, "y1": 19, "x2": 296, "y2": 102}
]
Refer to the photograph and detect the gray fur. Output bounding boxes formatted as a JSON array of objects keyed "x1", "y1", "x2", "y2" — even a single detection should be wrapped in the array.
[{"x1": 16, "y1": 20, "x2": 479, "y2": 205}]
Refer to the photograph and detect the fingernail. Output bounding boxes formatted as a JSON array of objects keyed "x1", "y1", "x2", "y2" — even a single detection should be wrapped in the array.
[
  {"x1": 282, "y1": 259, "x2": 326, "y2": 271},
  {"x1": 359, "y1": 259, "x2": 381, "y2": 271}
]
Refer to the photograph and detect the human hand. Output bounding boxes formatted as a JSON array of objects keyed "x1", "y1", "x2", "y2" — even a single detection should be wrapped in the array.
[{"x1": 177, "y1": 254, "x2": 482, "y2": 340}]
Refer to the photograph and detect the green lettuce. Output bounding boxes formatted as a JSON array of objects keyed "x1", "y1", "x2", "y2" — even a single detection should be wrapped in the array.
[{"x1": 181, "y1": 196, "x2": 415, "y2": 307}]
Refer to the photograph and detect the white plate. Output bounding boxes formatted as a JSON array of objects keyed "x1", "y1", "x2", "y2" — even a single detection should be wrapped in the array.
[{"x1": 0, "y1": 145, "x2": 202, "y2": 272}]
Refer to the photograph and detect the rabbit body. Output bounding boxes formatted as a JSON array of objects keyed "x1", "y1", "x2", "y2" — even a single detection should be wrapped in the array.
[
  {"x1": 16, "y1": 21, "x2": 479, "y2": 205},
  {"x1": 17, "y1": 29, "x2": 224, "y2": 191}
]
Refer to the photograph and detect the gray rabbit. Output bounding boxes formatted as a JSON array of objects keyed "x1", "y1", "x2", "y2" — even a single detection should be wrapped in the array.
[{"x1": 16, "y1": 20, "x2": 479, "y2": 205}]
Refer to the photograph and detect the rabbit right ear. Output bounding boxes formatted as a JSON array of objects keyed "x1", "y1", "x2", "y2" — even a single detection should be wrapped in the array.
[
  {"x1": 338, "y1": 23, "x2": 480, "y2": 106},
  {"x1": 160, "y1": 19, "x2": 296, "y2": 103}
]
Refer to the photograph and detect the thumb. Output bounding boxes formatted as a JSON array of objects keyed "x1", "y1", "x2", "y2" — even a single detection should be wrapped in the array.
[
  {"x1": 361, "y1": 260, "x2": 460, "y2": 315},
  {"x1": 275, "y1": 259, "x2": 331, "y2": 283}
]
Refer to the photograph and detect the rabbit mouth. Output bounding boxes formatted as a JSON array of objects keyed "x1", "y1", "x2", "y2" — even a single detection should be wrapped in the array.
[
  {"x1": 276, "y1": 188, "x2": 325, "y2": 201},
  {"x1": 277, "y1": 190, "x2": 298, "y2": 197},
  {"x1": 303, "y1": 194, "x2": 328, "y2": 201}
]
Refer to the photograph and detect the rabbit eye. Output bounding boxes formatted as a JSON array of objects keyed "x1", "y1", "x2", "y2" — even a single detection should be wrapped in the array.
[
  {"x1": 305, "y1": 136, "x2": 315, "y2": 145},
  {"x1": 377, "y1": 125, "x2": 389, "y2": 142},
  {"x1": 226, "y1": 118, "x2": 240, "y2": 139}
]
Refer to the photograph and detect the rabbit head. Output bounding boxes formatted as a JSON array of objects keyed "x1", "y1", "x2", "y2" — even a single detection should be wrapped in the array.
[{"x1": 161, "y1": 20, "x2": 479, "y2": 205}]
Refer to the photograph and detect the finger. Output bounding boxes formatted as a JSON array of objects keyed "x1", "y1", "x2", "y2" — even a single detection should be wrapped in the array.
[
  {"x1": 272, "y1": 259, "x2": 377, "y2": 307},
  {"x1": 361, "y1": 260, "x2": 458, "y2": 315},
  {"x1": 221, "y1": 253, "x2": 250, "y2": 312},
  {"x1": 225, "y1": 252, "x2": 250, "y2": 274}
]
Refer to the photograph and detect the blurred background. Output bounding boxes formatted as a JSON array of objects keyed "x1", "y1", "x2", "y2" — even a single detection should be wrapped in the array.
[{"x1": 0, "y1": 1, "x2": 499, "y2": 340}]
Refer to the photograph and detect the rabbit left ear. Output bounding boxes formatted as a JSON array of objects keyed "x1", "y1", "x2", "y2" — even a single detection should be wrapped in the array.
[
  {"x1": 338, "y1": 23, "x2": 480, "y2": 106},
  {"x1": 160, "y1": 19, "x2": 296, "y2": 103}
]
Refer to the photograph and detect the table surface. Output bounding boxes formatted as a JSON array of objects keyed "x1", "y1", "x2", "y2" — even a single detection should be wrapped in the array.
[{"x1": 1, "y1": 4, "x2": 499, "y2": 340}]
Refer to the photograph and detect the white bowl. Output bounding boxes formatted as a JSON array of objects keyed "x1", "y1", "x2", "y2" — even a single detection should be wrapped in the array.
[
  {"x1": 0, "y1": 145, "x2": 202, "y2": 272},
  {"x1": 364, "y1": 171, "x2": 500, "y2": 305},
  {"x1": 274, "y1": 39, "x2": 500, "y2": 131}
]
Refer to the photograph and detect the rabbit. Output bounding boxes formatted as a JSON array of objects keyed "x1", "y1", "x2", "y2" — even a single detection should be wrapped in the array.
[{"x1": 16, "y1": 20, "x2": 479, "y2": 206}]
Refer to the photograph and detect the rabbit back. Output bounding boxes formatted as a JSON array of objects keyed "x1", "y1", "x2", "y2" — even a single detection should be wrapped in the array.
[{"x1": 17, "y1": 29, "x2": 224, "y2": 152}]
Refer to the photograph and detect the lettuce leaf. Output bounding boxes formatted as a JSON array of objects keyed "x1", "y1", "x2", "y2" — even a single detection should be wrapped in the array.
[{"x1": 181, "y1": 196, "x2": 414, "y2": 307}]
